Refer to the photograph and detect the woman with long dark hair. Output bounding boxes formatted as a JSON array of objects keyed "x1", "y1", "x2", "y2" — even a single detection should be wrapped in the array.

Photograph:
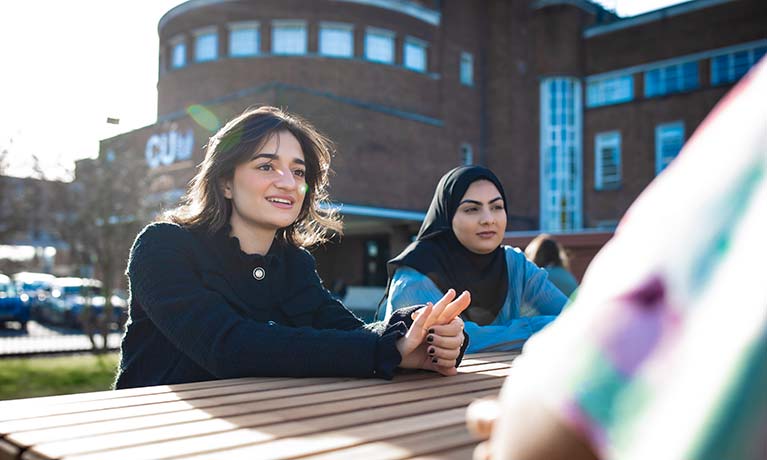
[
  {"x1": 115, "y1": 107, "x2": 469, "y2": 389},
  {"x1": 381, "y1": 166, "x2": 566, "y2": 353}
]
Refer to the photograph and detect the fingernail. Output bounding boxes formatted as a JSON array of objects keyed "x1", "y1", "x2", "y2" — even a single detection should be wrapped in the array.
[
  {"x1": 427, "y1": 335, "x2": 434, "y2": 343},
  {"x1": 428, "y1": 328, "x2": 435, "y2": 334},
  {"x1": 432, "y1": 358, "x2": 438, "y2": 363},
  {"x1": 429, "y1": 347, "x2": 435, "y2": 355}
]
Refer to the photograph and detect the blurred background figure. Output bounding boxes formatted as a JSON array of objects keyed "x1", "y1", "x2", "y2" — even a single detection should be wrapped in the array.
[
  {"x1": 524, "y1": 234, "x2": 578, "y2": 297},
  {"x1": 467, "y1": 57, "x2": 767, "y2": 460}
]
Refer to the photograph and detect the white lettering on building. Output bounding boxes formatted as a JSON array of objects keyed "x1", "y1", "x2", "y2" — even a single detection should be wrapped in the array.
[{"x1": 145, "y1": 127, "x2": 194, "y2": 169}]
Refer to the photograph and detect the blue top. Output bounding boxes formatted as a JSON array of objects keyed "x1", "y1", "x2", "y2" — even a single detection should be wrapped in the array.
[
  {"x1": 544, "y1": 266, "x2": 579, "y2": 298},
  {"x1": 382, "y1": 246, "x2": 567, "y2": 353}
]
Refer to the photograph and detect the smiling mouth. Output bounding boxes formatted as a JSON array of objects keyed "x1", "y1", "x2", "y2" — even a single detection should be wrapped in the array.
[{"x1": 267, "y1": 197, "x2": 294, "y2": 206}]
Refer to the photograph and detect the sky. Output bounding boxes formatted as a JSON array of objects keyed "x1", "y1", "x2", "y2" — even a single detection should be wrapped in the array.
[{"x1": 0, "y1": 0, "x2": 691, "y2": 180}]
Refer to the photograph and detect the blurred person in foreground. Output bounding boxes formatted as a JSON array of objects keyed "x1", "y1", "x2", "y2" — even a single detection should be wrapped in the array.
[
  {"x1": 467, "y1": 58, "x2": 767, "y2": 460},
  {"x1": 380, "y1": 166, "x2": 567, "y2": 353},
  {"x1": 115, "y1": 106, "x2": 469, "y2": 389},
  {"x1": 524, "y1": 234, "x2": 579, "y2": 298}
]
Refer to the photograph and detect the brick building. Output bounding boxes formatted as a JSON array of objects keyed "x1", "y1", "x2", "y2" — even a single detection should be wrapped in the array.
[{"x1": 97, "y1": 0, "x2": 766, "y2": 286}]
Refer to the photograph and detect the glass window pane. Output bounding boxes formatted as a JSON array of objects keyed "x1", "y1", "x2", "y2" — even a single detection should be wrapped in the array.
[
  {"x1": 682, "y1": 62, "x2": 699, "y2": 90},
  {"x1": 273, "y1": 24, "x2": 307, "y2": 55},
  {"x1": 404, "y1": 41, "x2": 427, "y2": 72},
  {"x1": 460, "y1": 52, "x2": 473, "y2": 85},
  {"x1": 645, "y1": 69, "x2": 661, "y2": 97},
  {"x1": 711, "y1": 55, "x2": 729, "y2": 85},
  {"x1": 365, "y1": 31, "x2": 394, "y2": 63},
  {"x1": 319, "y1": 26, "x2": 353, "y2": 57},
  {"x1": 172, "y1": 42, "x2": 186, "y2": 68},
  {"x1": 733, "y1": 51, "x2": 750, "y2": 79},
  {"x1": 230, "y1": 27, "x2": 259, "y2": 57},
  {"x1": 195, "y1": 32, "x2": 218, "y2": 62},
  {"x1": 665, "y1": 65, "x2": 679, "y2": 93}
]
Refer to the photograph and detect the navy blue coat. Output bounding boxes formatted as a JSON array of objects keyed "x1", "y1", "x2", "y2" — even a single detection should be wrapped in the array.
[{"x1": 115, "y1": 223, "x2": 417, "y2": 389}]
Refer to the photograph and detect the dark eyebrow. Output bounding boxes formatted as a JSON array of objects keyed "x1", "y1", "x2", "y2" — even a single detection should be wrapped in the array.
[
  {"x1": 250, "y1": 153, "x2": 305, "y2": 165},
  {"x1": 459, "y1": 196, "x2": 503, "y2": 206}
]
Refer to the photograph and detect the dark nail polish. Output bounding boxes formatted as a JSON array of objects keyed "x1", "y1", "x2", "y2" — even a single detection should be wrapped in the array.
[
  {"x1": 427, "y1": 335, "x2": 434, "y2": 343},
  {"x1": 428, "y1": 328, "x2": 435, "y2": 334},
  {"x1": 432, "y1": 358, "x2": 438, "y2": 364},
  {"x1": 429, "y1": 347, "x2": 435, "y2": 355}
]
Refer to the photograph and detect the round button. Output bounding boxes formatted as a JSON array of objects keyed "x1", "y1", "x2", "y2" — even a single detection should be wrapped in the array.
[{"x1": 252, "y1": 267, "x2": 266, "y2": 280}]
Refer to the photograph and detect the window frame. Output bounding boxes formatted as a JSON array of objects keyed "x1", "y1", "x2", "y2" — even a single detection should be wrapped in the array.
[
  {"x1": 170, "y1": 35, "x2": 187, "y2": 69},
  {"x1": 403, "y1": 36, "x2": 428, "y2": 72},
  {"x1": 364, "y1": 27, "x2": 395, "y2": 64},
  {"x1": 655, "y1": 121, "x2": 685, "y2": 175},
  {"x1": 460, "y1": 52, "x2": 474, "y2": 86},
  {"x1": 193, "y1": 26, "x2": 218, "y2": 63},
  {"x1": 271, "y1": 20, "x2": 308, "y2": 56},
  {"x1": 644, "y1": 60, "x2": 699, "y2": 98},
  {"x1": 318, "y1": 22, "x2": 354, "y2": 58},
  {"x1": 228, "y1": 21, "x2": 260, "y2": 57},
  {"x1": 711, "y1": 45, "x2": 767, "y2": 86},
  {"x1": 594, "y1": 131, "x2": 622, "y2": 191},
  {"x1": 460, "y1": 143, "x2": 473, "y2": 165},
  {"x1": 586, "y1": 74, "x2": 634, "y2": 108}
]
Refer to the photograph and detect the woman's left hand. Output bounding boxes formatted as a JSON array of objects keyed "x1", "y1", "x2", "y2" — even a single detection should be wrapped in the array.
[{"x1": 396, "y1": 289, "x2": 470, "y2": 375}]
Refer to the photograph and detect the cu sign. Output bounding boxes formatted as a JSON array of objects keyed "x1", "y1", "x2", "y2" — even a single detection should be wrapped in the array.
[{"x1": 145, "y1": 128, "x2": 194, "y2": 169}]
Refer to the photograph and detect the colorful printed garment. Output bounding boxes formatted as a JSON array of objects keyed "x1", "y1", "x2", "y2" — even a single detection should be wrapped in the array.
[{"x1": 500, "y1": 57, "x2": 767, "y2": 460}]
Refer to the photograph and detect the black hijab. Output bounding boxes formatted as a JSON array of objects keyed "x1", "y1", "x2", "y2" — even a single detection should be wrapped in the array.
[{"x1": 388, "y1": 166, "x2": 509, "y2": 325}]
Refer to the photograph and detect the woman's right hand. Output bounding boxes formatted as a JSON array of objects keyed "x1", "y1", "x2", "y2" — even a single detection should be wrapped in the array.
[{"x1": 396, "y1": 289, "x2": 471, "y2": 375}]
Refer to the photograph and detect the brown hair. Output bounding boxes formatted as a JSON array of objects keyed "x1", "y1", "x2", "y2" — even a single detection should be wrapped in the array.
[
  {"x1": 163, "y1": 106, "x2": 342, "y2": 247},
  {"x1": 524, "y1": 233, "x2": 569, "y2": 269}
]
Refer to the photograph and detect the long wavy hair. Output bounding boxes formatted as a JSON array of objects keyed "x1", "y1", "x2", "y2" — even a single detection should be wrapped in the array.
[{"x1": 163, "y1": 106, "x2": 342, "y2": 247}]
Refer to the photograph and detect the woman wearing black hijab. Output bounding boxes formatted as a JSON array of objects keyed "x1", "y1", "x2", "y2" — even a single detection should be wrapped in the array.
[{"x1": 380, "y1": 166, "x2": 567, "y2": 352}]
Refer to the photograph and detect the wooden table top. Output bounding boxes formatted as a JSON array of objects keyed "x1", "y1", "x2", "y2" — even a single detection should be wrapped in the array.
[{"x1": 0, "y1": 351, "x2": 518, "y2": 460}]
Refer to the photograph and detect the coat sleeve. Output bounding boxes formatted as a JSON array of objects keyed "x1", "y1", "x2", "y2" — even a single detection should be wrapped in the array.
[{"x1": 127, "y1": 224, "x2": 403, "y2": 379}]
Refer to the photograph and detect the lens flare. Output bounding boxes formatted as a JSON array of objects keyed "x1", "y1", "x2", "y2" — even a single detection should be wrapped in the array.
[{"x1": 186, "y1": 105, "x2": 220, "y2": 132}]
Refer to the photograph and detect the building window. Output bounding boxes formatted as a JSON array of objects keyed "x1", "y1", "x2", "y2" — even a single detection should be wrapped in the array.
[
  {"x1": 586, "y1": 74, "x2": 633, "y2": 108},
  {"x1": 655, "y1": 121, "x2": 684, "y2": 174},
  {"x1": 272, "y1": 21, "x2": 307, "y2": 55},
  {"x1": 319, "y1": 23, "x2": 353, "y2": 58},
  {"x1": 404, "y1": 37, "x2": 427, "y2": 72},
  {"x1": 594, "y1": 131, "x2": 621, "y2": 190},
  {"x1": 644, "y1": 61, "x2": 699, "y2": 97},
  {"x1": 711, "y1": 45, "x2": 767, "y2": 85},
  {"x1": 460, "y1": 143, "x2": 473, "y2": 165},
  {"x1": 229, "y1": 22, "x2": 260, "y2": 57},
  {"x1": 365, "y1": 28, "x2": 395, "y2": 64},
  {"x1": 170, "y1": 36, "x2": 186, "y2": 69},
  {"x1": 540, "y1": 77, "x2": 582, "y2": 232},
  {"x1": 460, "y1": 52, "x2": 473, "y2": 86},
  {"x1": 194, "y1": 27, "x2": 218, "y2": 62}
]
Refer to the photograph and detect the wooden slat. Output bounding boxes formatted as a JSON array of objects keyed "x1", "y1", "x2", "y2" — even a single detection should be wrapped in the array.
[
  {"x1": 2, "y1": 361, "x2": 511, "y2": 437},
  {"x1": 298, "y1": 424, "x2": 476, "y2": 460},
  {"x1": 407, "y1": 444, "x2": 478, "y2": 460},
  {"x1": 177, "y1": 407, "x2": 469, "y2": 460},
  {"x1": 23, "y1": 375, "x2": 506, "y2": 459},
  {"x1": 0, "y1": 352, "x2": 517, "y2": 460},
  {"x1": 0, "y1": 376, "x2": 288, "y2": 414}
]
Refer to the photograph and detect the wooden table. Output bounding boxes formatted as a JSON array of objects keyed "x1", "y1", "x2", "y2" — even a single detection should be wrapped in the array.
[{"x1": 0, "y1": 351, "x2": 517, "y2": 460}]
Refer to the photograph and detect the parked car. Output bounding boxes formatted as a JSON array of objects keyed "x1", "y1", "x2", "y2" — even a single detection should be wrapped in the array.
[
  {"x1": 38, "y1": 278, "x2": 127, "y2": 329},
  {"x1": 0, "y1": 274, "x2": 30, "y2": 332},
  {"x1": 13, "y1": 272, "x2": 56, "y2": 320}
]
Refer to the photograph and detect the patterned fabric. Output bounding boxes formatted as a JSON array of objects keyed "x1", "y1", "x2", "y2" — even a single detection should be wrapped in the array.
[{"x1": 500, "y1": 59, "x2": 767, "y2": 460}]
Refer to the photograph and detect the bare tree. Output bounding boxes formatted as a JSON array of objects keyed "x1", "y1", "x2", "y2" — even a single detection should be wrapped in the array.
[{"x1": 62, "y1": 146, "x2": 149, "y2": 352}]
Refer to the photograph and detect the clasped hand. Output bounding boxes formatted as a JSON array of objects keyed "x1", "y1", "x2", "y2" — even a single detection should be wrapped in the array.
[{"x1": 396, "y1": 289, "x2": 471, "y2": 376}]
